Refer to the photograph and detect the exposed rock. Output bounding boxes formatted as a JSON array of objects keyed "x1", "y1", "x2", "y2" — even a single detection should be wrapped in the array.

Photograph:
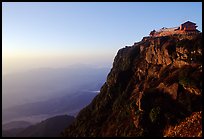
[
  {"x1": 157, "y1": 83, "x2": 178, "y2": 100},
  {"x1": 163, "y1": 111, "x2": 202, "y2": 137},
  {"x1": 62, "y1": 33, "x2": 202, "y2": 137}
]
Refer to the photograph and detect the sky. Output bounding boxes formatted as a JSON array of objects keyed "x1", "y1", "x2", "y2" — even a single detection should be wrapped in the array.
[{"x1": 2, "y1": 2, "x2": 202, "y2": 74}]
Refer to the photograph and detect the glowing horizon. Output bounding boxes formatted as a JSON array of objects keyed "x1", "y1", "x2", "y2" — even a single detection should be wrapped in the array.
[{"x1": 2, "y1": 2, "x2": 202, "y2": 74}]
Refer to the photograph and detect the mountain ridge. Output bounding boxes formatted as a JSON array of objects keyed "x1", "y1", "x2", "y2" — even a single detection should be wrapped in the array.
[{"x1": 2, "y1": 115, "x2": 75, "y2": 137}]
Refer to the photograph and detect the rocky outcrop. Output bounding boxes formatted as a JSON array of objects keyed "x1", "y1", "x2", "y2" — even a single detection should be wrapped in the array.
[
  {"x1": 62, "y1": 33, "x2": 202, "y2": 137},
  {"x1": 163, "y1": 111, "x2": 202, "y2": 137}
]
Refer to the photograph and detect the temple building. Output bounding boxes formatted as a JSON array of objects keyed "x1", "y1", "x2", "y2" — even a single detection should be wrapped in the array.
[
  {"x1": 149, "y1": 21, "x2": 199, "y2": 37},
  {"x1": 179, "y1": 21, "x2": 197, "y2": 31}
]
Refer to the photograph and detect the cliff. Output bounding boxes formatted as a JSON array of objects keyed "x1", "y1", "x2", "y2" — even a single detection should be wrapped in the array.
[{"x1": 62, "y1": 33, "x2": 202, "y2": 137}]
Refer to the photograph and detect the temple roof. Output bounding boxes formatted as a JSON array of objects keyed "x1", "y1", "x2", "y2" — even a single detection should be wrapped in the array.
[{"x1": 181, "y1": 21, "x2": 196, "y2": 25}]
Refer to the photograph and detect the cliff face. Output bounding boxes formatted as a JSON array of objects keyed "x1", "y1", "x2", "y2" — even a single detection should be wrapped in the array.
[{"x1": 62, "y1": 33, "x2": 202, "y2": 137}]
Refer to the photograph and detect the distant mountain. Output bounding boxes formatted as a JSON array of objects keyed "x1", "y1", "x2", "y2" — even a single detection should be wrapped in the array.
[
  {"x1": 3, "y1": 90, "x2": 98, "y2": 124},
  {"x1": 2, "y1": 128, "x2": 25, "y2": 137},
  {"x1": 2, "y1": 121, "x2": 32, "y2": 137},
  {"x1": 3, "y1": 65, "x2": 109, "y2": 123},
  {"x1": 2, "y1": 121, "x2": 31, "y2": 130},
  {"x1": 3, "y1": 65, "x2": 109, "y2": 109},
  {"x1": 2, "y1": 115, "x2": 75, "y2": 137},
  {"x1": 63, "y1": 33, "x2": 202, "y2": 137}
]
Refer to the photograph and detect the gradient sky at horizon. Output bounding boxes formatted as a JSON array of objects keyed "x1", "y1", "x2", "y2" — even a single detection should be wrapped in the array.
[{"x1": 2, "y1": 2, "x2": 202, "y2": 74}]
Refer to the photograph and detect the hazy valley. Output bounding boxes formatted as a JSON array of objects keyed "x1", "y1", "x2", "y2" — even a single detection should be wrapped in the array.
[{"x1": 2, "y1": 65, "x2": 110, "y2": 124}]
